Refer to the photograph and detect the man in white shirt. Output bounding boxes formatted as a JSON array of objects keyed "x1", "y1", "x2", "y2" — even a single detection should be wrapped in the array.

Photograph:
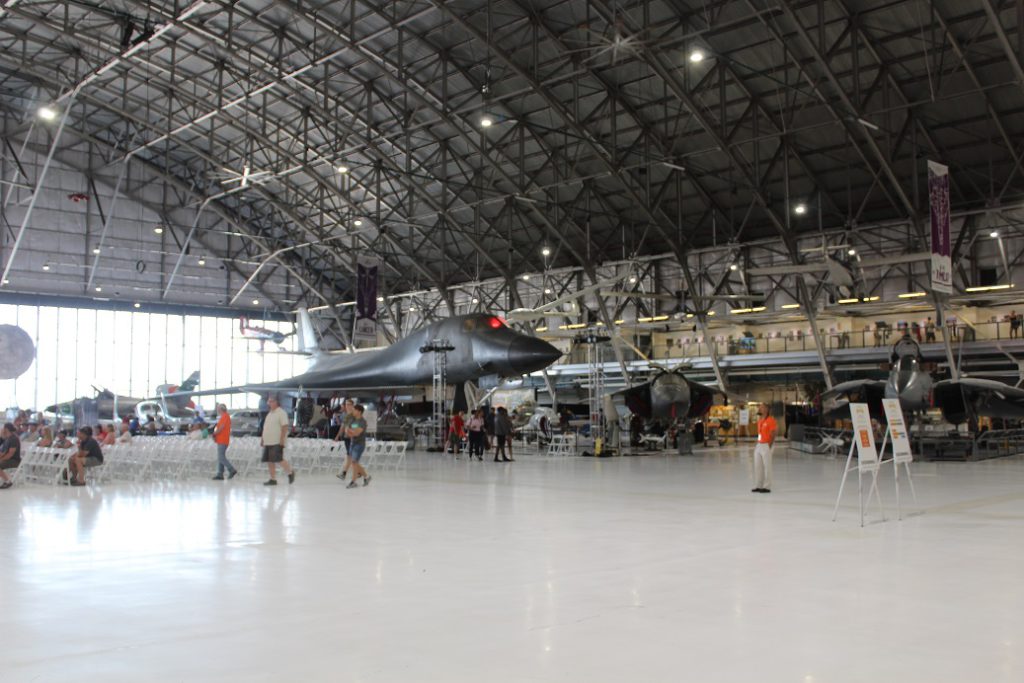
[{"x1": 261, "y1": 396, "x2": 294, "y2": 486}]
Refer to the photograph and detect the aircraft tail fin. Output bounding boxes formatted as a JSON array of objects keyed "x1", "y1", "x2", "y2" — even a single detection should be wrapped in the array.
[
  {"x1": 179, "y1": 371, "x2": 201, "y2": 392},
  {"x1": 296, "y1": 308, "x2": 319, "y2": 355}
]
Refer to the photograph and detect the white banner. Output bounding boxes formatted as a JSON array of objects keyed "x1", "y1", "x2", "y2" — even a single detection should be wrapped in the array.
[
  {"x1": 738, "y1": 408, "x2": 750, "y2": 426},
  {"x1": 928, "y1": 160, "x2": 953, "y2": 295},
  {"x1": 849, "y1": 403, "x2": 878, "y2": 465},
  {"x1": 881, "y1": 398, "x2": 913, "y2": 463}
]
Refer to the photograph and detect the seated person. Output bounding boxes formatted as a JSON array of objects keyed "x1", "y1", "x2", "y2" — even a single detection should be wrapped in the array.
[
  {"x1": 67, "y1": 426, "x2": 103, "y2": 486},
  {"x1": 101, "y1": 425, "x2": 117, "y2": 447},
  {"x1": 37, "y1": 426, "x2": 54, "y2": 448},
  {"x1": 117, "y1": 424, "x2": 132, "y2": 444},
  {"x1": 128, "y1": 416, "x2": 141, "y2": 435},
  {"x1": 22, "y1": 422, "x2": 41, "y2": 442},
  {"x1": 144, "y1": 416, "x2": 158, "y2": 435},
  {"x1": 53, "y1": 430, "x2": 73, "y2": 449},
  {"x1": 0, "y1": 422, "x2": 22, "y2": 490}
]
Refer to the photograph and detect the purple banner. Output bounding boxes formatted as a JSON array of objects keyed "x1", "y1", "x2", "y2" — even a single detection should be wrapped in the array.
[{"x1": 928, "y1": 160, "x2": 952, "y2": 295}]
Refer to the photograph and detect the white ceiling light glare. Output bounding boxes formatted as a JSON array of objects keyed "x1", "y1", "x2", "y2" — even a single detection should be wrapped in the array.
[
  {"x1": 522, "y1": 274, "x2": 530, "y2": 281},
  {"x1": 154, "y1": 226, "x2": 164, "y2": 234},
  {"x1": 92, "y1": 247, "x2": 101, "y2": 255},
  {"x1": 544, "y1": 288, "x2": 552, "y2": 294},
  {"x1": 541, "y1": 246, "x2": 551, "y2": 257},
  {"x1": 252, "y1": 299, "x2": 259, "y2": 305},
  {"x1": 471, "y1": 298, "x2": 479, "y2": 304},
  {"x1": 354, "y1": 219, "x2": 363, "y2": 227},
  {"x1": 198, "y1": 257, "x2": 206, "y2": 266},
  {"x1": 376, "y1": 296, "x2": 385, "y2": 302},
  {"x1": 133, "y1": 302, "x2": 141, "y2": 309},
  {"x1": 42, "y1": 263, "x2": 50, "y2": 271},
  {"x1": 793, "y1": 203, "x2": 808, "y2": 215},
  {"x1": 990, "y1": 231, "x2": 1000, "y2": 238},
  {"x1": 729, "y1": 264, "x2": 738, "y2": 271},
  {"x1": 95, "y1": 286, "x2": 102, "y2": 292},
  {"x1": 479, "y1": 114, "x2": 494, "y2": 128},
  {"x1": 629, "y1": 276, "x2": 638, "y2": 283},
  {"x1": 38, "y1": 106, "x2": 57, "y2": 121},
  {"x1": 848, "y1": 248, "x2": 857, "y2": 256},
  {"x1": 336, "y1": 165, "x2": 349, "y2": 174},
  {"x1": 688, "y1": 47, "x2": 706, "y2": 63}
]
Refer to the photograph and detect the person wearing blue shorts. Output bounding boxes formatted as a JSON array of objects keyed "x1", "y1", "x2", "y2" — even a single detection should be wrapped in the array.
[{"x1": 344, "y1": 404, "x2": 372, "y2": 489}]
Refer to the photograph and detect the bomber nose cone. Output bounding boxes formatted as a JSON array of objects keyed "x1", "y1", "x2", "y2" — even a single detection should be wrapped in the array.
[{"x1": 508, "y1": 336, "x2": 562, "y2": 373}]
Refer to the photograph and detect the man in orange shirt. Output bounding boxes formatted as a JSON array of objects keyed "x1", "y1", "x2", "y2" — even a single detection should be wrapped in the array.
[
  {"x1": 211, "y1": 403, "x2": 238, "y2": 480},
  {"x1": 752, "y1": 403, "x2": 777, "y2": 493}
]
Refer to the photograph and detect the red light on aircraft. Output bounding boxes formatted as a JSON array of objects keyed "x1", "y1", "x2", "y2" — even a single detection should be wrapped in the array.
[{"x1": 489, "y1": 317, "x2": 504, "y2": 329}]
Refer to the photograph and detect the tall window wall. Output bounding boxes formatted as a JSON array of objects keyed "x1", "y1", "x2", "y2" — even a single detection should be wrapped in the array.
[{"x1": 0, "y1": 304, "x2": 303, "y2": 412}]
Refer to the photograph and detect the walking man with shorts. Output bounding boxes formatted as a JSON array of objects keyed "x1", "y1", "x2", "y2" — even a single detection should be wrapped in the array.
[
  {"x1": 211, "y1": 403, "x2": 238, "y2": 480},
  {"x1": 345, "y1": 404, "x2": 372, "y2": 488},
  {"x1": 752, "y1": 403, "x2": 777, "y2": 493},
  {"x1": 261, "y1": 396, "x2": 294, "y2": 486}
]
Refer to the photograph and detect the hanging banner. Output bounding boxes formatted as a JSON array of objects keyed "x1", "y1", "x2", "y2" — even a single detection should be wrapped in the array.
[
  {"x1": 928, "y1": 160, "x2": 953, "y2": 295},
  {"x1": 353, "y1": 262, "x2": 379, "y2": 347},
  {"x1": 881, "y1": 398, "x2": 913, "y2": 464},
  {"x1": 356, "y1": 263, "x2": 379, "y2": 320},
  {"x1": 849, "y1": 402, "x2": 878, "y2": 465}
]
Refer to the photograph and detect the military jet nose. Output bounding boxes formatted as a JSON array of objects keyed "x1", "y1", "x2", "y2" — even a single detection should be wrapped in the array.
[{"x1": 508, "y1": 336, "x2": 562, "y2": 373}]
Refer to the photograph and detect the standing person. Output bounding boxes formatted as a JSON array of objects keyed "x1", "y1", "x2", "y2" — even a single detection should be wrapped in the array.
[
  {"x1": 1010, "y1": 310, "x2": 1020, "y2": 339},
  {"x1": 344, "y1": 404, "x2": 372, "y2": 488},
  {"x1": 925, "y1": 317, "x2": 936, "y2": 343},
  {"x1": 466, "y1": 409, "x2": 485, "y2": 460},
  {"x1": 261, "y1": 396, "x2": 294, "y2": 486},
  {"x1": 0, "y1": 422, "x2": 22, "y2": 489},
  {"x1": 493, "y1": 407, "x2": 514, "y2": 462},
  {"x1": 334, "y1": 398, "x2": 355, "y2": 481},
  {"x1": 67, "y1": 426, "x2": 103, "y2": 487},
  {"x1": 211, "y1": 403, "x2": 238, "y2": 480},
  {"x1": 752, "y1": 404, "x2": 777, "y2": 494},
  {"x1": 447, "y1": 409, "x2": 466, "y2": 458}
]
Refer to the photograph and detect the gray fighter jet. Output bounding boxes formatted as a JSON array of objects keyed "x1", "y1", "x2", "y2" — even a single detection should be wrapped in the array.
[
  {"x1": 932, "y1": 378, "x2": 1024, "y2": 424},
  {"x1": 165, "y1": 314, "x2": 561, "y2": 398},
  {"x1": 46, "y1": 371, "x2": 201, "y2": 420},
  {"x1": 821, "y1": 336, "x2": 932, "y2": 421},
  {"x1": 616, "y1": 370, "x2": 723, "y2": 423}
]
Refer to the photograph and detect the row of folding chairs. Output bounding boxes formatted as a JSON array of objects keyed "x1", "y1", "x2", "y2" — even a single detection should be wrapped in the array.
[{"x1": 11, "y1": 436, "x2": 408, "y2": 486}]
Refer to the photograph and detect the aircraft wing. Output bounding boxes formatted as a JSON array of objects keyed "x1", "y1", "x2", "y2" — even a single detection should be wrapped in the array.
[
  {"x1": 933, "y1": 378, "x2": 1024, "y2": 423},
  {"x1": 820, "y1": 379, "x2": 887, "y2": 419}
]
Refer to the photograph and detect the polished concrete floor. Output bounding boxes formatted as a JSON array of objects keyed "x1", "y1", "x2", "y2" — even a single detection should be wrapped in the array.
[{"x1": 3, "y1": 444, "x2": 1023, "y2": 682}]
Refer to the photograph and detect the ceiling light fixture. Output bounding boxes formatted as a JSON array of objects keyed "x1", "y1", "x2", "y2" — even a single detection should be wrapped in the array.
[
  {"x1": 252, "y1": 299, "x2": 260, "y2": 305},
  {"x1": 42, "y1": 264, "x2": 50, "y2": 271},
  {"x1": 133, "y1": 302, "x2": 141, "y2": 309},
  {"x1": 95, "y1": 286, "x2": 102, "y2": 292},
  {"x1": 898, "y1": 292, "x2": 927, "y2": 299},
  {"x1": 92, "y1": 247, "x2": 101, "y2": 255},
  {"x1": 862, "y1": 296, "x2": 880, "y2": 302},
  {"x1": 522, "y1": 274, "x2": 530, "y2": 281},
  {"x1": 376, "y1": 296, "x2": 385, "y2": 302},
  {"x1": 541, "y1": 246, "x2": 551, "y2": 257},
  {"x1": 781, "y1": 303, "x2": 801, "y2": 309},
  {"x1": 354, "y1": 219, "x2": 363, "y2": 227},
  {"x1": 471, "y1": 298, "x2": 479, "y2": 304},
  {"x1": 729, "y1": 264, "x2": 738, "y2": 271},
  {"x1": 629, "y1": 276, "x2": 638, "y2": 283},
  {"x1": 848, "y1": 248, "x2": 857, "y2": 256},
  {"x1": 198, "y1": 258, "x2": 206, "y2": 266},
  {"x1": 838, "y1": 298, "x2": 860, "y2": 304},
  {"x1": 965, "y1": 284, "x2": 1014, "y2": 292},
  {"x1": 337, "y1": 165, "x2": 349, "y2": 174},
  {"x1": 544, "y1": 288, "x2": 552, "y2": 294},
  {"x1": 794, "y1": 203, "x2": 807, "y2": 215},
  {"x1": 154, "y1": 227, "x2": 164, "y2": 234},
  {"x1": 480, "y1": 115, "x2": 494, "y2": 128},
  {"x1": 990, "y1": 231, "x2": 1000, "y2": 238},
  {"x1": 689, "y1": 48, "x2": 705, "y2": 63},
  {"x1": 535, "y1": 326, "x2": 548, "y2": 333},
  {"x1": 38, "y1": 106, "x2": 57, "y2": 121}
]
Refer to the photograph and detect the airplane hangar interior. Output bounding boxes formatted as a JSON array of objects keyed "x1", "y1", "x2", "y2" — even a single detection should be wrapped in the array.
[{"x1": 1, "y1": 1, "x2": 1023, "y2": 680}]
